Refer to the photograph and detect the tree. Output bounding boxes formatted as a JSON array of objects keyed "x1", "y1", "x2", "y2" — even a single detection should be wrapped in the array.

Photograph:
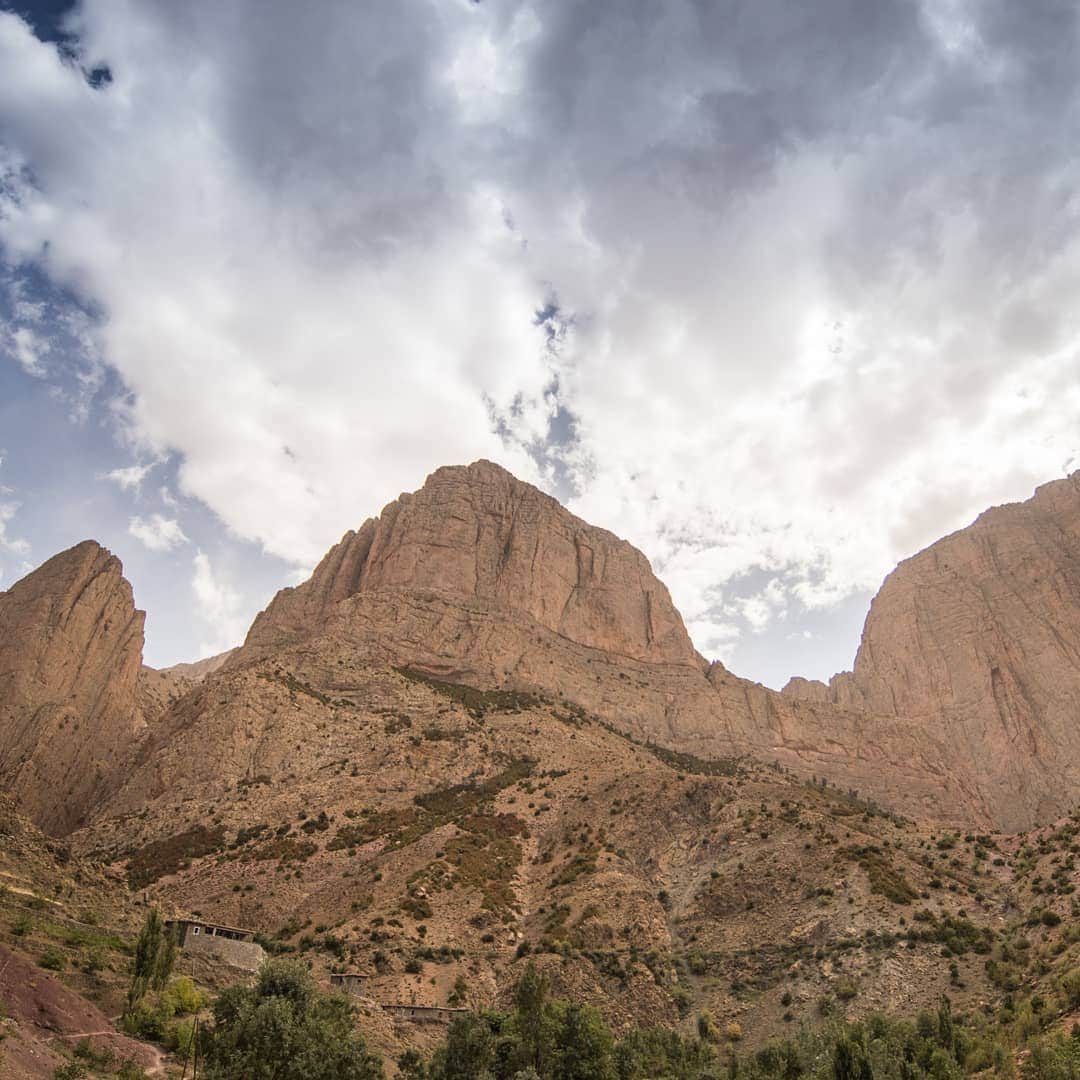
[
  {"x1": 508, "y1": 962, "x2": 557, "y2": 1075},
  {"x1": 201, "y1": 959, "x2": 383, "y2": 1080},
  {"x1": 126, "y1": 907, "x2": 175, "y2": 1016},
  {"x1": 398, "y1": 1048, "x2": 428, "y2": 1079},
  {"x1": 427, "y1": 1012, "x2": 498, "y2": 1080},
  {"x1": 832, "y1": 1036, "x2": 872, "y2": 1080},
  {"x1": 555, "y1": 1002, "x2": 616, "y2": 1080}
]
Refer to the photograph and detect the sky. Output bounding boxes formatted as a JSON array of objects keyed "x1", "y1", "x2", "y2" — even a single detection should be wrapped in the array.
[{"x1": 1, "y1": 0, "x2": 1079, "y2": 687}]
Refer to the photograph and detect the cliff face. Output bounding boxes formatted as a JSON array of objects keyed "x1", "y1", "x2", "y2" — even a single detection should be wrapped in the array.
[
  {"x1": 783, "y1": 473, "x2": 1080, "y2": 830},
  {"x1": 8, "y1": 465, "x2": 1080, "y2": 837},
  {"x1": 223, "y1": 461, "x2": 981, "y2": 826},
  {"x1": 0, "y1": 541, "x2": 148, "y2": 835},
  {"x1": 242, "y1": 460, "x2": 703, "y2": 670}
]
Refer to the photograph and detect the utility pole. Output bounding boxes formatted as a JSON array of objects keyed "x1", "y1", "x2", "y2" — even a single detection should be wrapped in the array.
[{"x1": 192, "y1": 1015, "x2": 200, "y2": 1080}]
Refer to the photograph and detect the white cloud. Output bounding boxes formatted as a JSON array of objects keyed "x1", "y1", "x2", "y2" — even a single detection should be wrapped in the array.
[
  {"x1": 0, "y1": 499, "x2": 30, "y2": 561},
  {"x1": 128, "y1": 513, "x2": 188, "y2": 552},
  {"x1": 104, "y1": 462, "x2": 154, "y2": 492},
  {"x1": 1, "y1": 2, "x2": 1079, "y2": 682},
  {"x1": 10, "y1": 325, "x2": 48, "y2": 375},
  {"x1": 191, "y1": 550, "x2": 247, "y2": 656}
]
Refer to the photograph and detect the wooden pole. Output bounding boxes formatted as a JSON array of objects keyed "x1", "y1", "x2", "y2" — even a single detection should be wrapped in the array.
[{"x1": 192, "y1": 1015, "x2": 200, "y2": 1080}]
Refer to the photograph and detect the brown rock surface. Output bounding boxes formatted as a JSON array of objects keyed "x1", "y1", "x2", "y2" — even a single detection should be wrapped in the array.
[
  {"x1": 230, "y1": 461, "x2": 982, "y2": 825},
  {"x1": 74, "y1": 656, "x2": 1019, "y2": 1048},
  {"x1": 8, "y1": 463, "x2": 1080, "y2": 846},
  {"x1": 782, "y1": 472, "x2": 1080, "y2": 831},
  {"x1": 241, "y1": 460, "x2": 702, "y2": 670},
  {"x1": 0, "y1": 541, "x2": 148, "y2": 836},
  {"x1": 0, "y1": 944, "x2": 159, "y2": 1079}
]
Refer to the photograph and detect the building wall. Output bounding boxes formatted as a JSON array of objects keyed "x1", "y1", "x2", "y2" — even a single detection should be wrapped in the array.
[
  {"x1": 181, "y1": 932, "x2": 265, "y2": 972},
  {"x1": 381, "y1": 1004, "x2": 466, "y2": 1024}
]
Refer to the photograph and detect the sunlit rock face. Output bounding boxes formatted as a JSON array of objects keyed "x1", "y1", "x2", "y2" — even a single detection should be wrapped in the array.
[
  {"x1": 783, "y1": 472, "x2": 1080, "y2": 831},
  {"x1": 0, "y1": 541, "x2": 148, "y2": 835},
  {"x1": 241, "y1": 459, "x2": 703, "y2": 669},
  {"x1": 7, "y1": 463, "x2": 1080, "y2": 839}
]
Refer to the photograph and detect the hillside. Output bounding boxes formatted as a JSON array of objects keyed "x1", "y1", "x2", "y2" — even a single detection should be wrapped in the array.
[{"x1": 2, "y1": 461, "x2": 1080, "y2": 1073}]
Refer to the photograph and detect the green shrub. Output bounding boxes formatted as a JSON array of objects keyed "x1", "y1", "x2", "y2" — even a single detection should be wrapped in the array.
[{"x1": 38, "y1": 947, "x2": 66, "y2": 971}]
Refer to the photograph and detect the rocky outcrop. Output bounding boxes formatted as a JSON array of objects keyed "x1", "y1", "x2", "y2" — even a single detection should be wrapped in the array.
[
  {"x1": 0, "y1": 541, "x2": 148, "y2": 835},
  {"x1": 10, "y1": 465, "x2": 1080, "y2": 836},
  {"x1": 241, "y1": 460, "x2": 703, "y2": 670},
  {"x1": 227, "y1": 461, "x2": 982, "y2": 825},
  {"x1": 783, "y1": 473, "x2": 1080, "y2": 831}
]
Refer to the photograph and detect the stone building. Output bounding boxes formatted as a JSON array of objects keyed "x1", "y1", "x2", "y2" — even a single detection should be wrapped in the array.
[
  {"x1": 381, "y1": 1004, "x2": 469, "y2": 1025},
  {"x1": 165, "y1": 918, "x2": 265, "y2": 972},
  {"x1": 329, "y1": 973, "x2": 368, "y2": 996}
]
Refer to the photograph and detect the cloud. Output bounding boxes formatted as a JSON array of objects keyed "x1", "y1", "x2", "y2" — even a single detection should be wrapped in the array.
[
  {"x1": 10, "y1": 325, "x2": 48, "y2": 375},
  {"x1": 1, "y1": 1, "x2": 1079, "y2": 679},
  {"x1": 104, "y1": 462, "x2": 154, "y2": 492},
  {"x1": 191, "y1": 550, "x2": 247, "y2": 656},
  {"x1": 0, "y1": 498, "x2": 30, "y2": 562},
  {"x1": 128, "y1": 513, "x2": 188, "y2": 552}
]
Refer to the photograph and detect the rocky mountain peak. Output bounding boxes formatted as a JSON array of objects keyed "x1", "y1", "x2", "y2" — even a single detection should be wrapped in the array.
[
  {"x1": 782, "y1": 471, "x2": 1080, "y2": 830},
  {"x1": 242, "y1": 459, "x2": 702, "y2": 670},
  {"x1": 0, "y1": 540, "x2": 148, "y2": 835}
]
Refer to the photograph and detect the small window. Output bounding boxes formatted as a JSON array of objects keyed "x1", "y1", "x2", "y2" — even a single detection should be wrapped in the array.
[{"x1": 192, "y1": 926, "x2": 200, "y2": 935}]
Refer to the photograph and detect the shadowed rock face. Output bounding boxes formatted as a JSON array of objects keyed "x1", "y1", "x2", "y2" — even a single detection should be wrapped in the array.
[
  {"x1": 783, "y1": 473, "x2": 1080, "y2": 831},
  {"x1": 0, "y1": 541, "x2": 147, "y2": 835},
  {"x1": 242, "y1": 460, "x2": 703, "y2": 670}
]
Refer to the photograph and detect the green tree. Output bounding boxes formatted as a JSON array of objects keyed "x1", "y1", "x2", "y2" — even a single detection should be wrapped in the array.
[
  {"x1": 555, "y1": 1002, "x2": 616, "y2": 1080},
  {"x1": 398, "y1": 1048, "x2": 428, "y2": 1079},
  {"x1": 508, "y1": 963, "x2": 557, "y2": 1074},
  {"x1": 428, "y1": 1012, "x2": 498, "y2": 1080},
  {"x1": 832, "y1": 1036, "x2": 872, "y2": 1080},
  {"x1": 614, "y1": 1026, "x2": 715, "y2": 1080},
  {"x1": 125, "y1": 907, "x2": 175, "y2": 1015},
  {"x1": 201, "y1": 959, "x2": 383, "y2": 1080}
]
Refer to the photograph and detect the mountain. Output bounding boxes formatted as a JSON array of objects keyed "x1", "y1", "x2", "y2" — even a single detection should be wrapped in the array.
[
  {"x1": 3, "y1": 461, "x2": 1080, "y2": 1065},
  {"x1": 241, "y1": 460, "x2": 701, "y2": 670},
  {"x1": 228, "y1": 461, "x2": 981, "y2": 825},
  {"x1": 783, "y1": 472, "x2": 1080, "y2": 832},
  {"x1": 0, "y1": 541, "x2": 150, "y2": 835},
  {"x1": 6, "y1": 463, "x2": 1080, "y2": 837}
]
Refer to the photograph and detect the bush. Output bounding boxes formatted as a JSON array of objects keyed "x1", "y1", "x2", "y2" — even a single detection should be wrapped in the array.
[
  {"x1": 38, "y1": 947, "x2": 66, "y2": 971},
  {"x1": 162, "y1": 976, "x2": 207, "y2": 1015},
  {"x1": 201, "y1": 959, "x2": 384, "y2": 1079},
  {"x1": 53, "y1": 1063, "x2": 88, "y2": 1080}
]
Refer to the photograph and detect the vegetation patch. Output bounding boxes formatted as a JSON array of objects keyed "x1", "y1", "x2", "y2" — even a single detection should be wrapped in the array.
[
  {"x1": 251, "y1": 835, "x2": 319, "y2": 863},
  {"x1": 843, "y1": 844, "x2": 919, "y2": 904},
  {"x1": 404, "y1": 812, "x2": 528, "y2": 920},
  {"x1": 395, "y1": 667, "x2": 540, "y2": 717},
  {"x1": 327, "y1": 760, "x2": 535, "y2": 854},
  {"x1": 258, "y1": 669, "x2": 331, "y2": 705},
  {"x1": 126, "y1": 825, "x2": 227, "y2": 887},
  {"x1": 642, "y1": 742, "x2": 743, "y2": 777}
]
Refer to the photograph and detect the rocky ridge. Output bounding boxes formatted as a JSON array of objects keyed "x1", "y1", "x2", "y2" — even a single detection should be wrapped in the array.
[
  {"x1": 0, "y1": 541, "x2": 149, "y2": 835},
  {"x1": 782, "y1": 472, "x2": 1080, "y2": 831},
  {"x1": 7, "y1": 462, "x2": 1080, "y2": 837}
]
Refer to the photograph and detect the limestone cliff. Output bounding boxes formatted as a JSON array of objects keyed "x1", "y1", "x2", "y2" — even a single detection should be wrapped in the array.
[
  {"x1": 783, "y1": 472, "x2": 1080, "y2": 830},
  {"x1": 226, "y1": 461, "x2": 978, "y2": 826},
  {"x1": 0, "y1": 541, "x2": 147, "y2": 835},
  {"x1": 241, "y1": 459, "x2": 703, "y2": 671},
  {"x1": 10, "y1": 465, "x2": 1080, "y2": 836}
]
